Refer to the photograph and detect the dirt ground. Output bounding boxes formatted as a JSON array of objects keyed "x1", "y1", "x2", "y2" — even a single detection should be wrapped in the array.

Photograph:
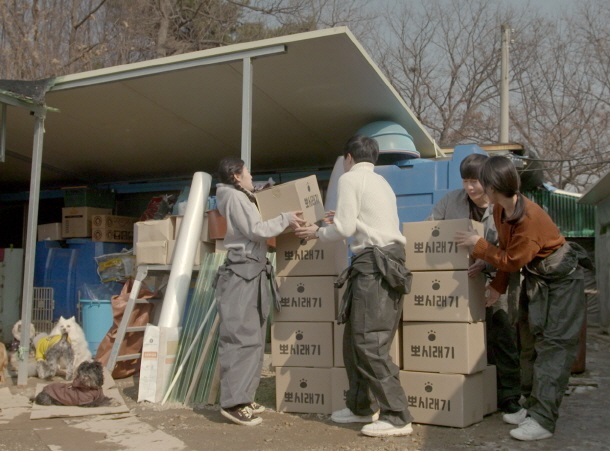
[{"x1": 2, "y1": 324, "x2": 610, "y2": 451}]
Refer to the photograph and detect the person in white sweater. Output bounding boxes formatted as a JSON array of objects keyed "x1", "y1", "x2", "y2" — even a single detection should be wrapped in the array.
[
  {"x1": 296, "y1": 135, "x2": 413, "y2": 438},
  {"x1": 214, "y1": 157, "x2": 303, "y2": 426}
]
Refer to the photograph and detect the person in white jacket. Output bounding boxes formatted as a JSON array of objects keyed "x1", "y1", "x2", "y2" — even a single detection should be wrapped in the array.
[
  {"x1": 296, "y1": 135, "x2": 413, "y2": 438},
  {"x1": 214, "y1": 157, "x2": 304, "y2": 426}
]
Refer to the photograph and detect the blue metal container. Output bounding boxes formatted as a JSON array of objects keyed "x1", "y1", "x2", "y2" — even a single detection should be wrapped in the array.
[{"x1": 374, "y1": 144, "x2": 486, "y2": 223}]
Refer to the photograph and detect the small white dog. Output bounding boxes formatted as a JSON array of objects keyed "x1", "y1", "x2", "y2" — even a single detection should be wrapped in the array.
[
  {"x1": 9, "y1": 320, "x2": 37, "y2": 373},
  {"x1": 50, "y1": 316, "x2": 92, "y2": 369},
  {"x1": 11, "y1": 320, "x2": 36, "y2": 351}
]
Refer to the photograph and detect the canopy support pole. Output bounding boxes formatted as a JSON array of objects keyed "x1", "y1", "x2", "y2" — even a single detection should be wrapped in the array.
[
  {"x1": 17, "y1": 110, "x2": 46, "y2": 386},
  {"x1": 241, "y1": 56, "x2": 253, "y2": 169}
]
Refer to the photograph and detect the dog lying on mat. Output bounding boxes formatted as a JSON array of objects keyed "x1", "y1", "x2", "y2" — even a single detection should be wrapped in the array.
[{"x1": 34, "y1": 361, "x2": 110, "y2": 407}]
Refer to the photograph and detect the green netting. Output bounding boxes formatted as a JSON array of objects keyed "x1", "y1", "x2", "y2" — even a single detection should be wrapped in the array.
[
  {"x1": 166, "y1": 251, "x2": 276, "y2": 406},
  {"x1": 166, "y1": 251, "x2": 224, "y2": 405}
]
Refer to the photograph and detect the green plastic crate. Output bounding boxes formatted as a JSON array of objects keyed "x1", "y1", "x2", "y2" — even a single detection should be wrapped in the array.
[{"x1": 63, "y1": 187, "x2": 116, "y2": 208}]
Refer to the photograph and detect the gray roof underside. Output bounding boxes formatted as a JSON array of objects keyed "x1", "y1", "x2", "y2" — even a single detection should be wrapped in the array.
[{"x1": 0, "y1": 27, "x2": 438, "y2": 193}]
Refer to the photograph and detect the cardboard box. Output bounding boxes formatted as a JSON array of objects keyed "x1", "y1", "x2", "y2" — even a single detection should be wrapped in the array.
[
  {"x1": 254, "y1": 175, "x2": 325, "y2": 227},
  {"x1": 198, "y1": 242, "x2": 215, "y2": 266},
  {"x1": 274, "y1": 276, "x2": 338, "y2": 322},
  {"x1": 215, "y1": 239, "x2": 227, "y2": 253},
  {"x1": 92, "y1": 227, "x2": 134, "y2": 243},
  {"x1": 403, "y1": 219, "x2": 484, "y2": 271},
  {"x1": 92, "y1": 214, "x2": 136, "y2": 231},
  {"x1": 37, "y1": 223, "x2": 62, "y2": 241},
  {"x1": 402, "y1": 322, "x2": 486, "y2": 374},
  {"x1": 482, "y1": 364, "x2": 498, "y2": 415},
  {"x1": 138, "y1": 325, "x2": 181, "y2": 403},
  {"x1": 134, "y1": 217, "x2": 177, "y2": 242},
  {"x1": 201, "y1": 212, "x2": 213, "y2": 243},
  {"x1": 135, "y1": 240, "x2": 204, "y2": 265},
  {"x1": 275, "y1": 367, "x2": 332, "y2": 414},
  {"x1": 333, "y1": 322, "x2": 401, "y2": 368},
  {"x1": 275, "y1": 234, "x2": 349, "y2": 277},
  {"x1": 271, "y1": 322, "x2": 333, "y2": 368},
  {"x1": 400, "y1": 370, "x2": 485, "y2": 428},
  {"x1": 175, "y1": 213, "x2": 214, "y2": 243},
  {"x1": 206, "y1": 210, "x2": 227, "y2": 240},
  {"x1": 62, "y1": 207, "x2": 112, "y2": 238},
  {"x1": 331, "y1": 367, "x2": 349, "y2": 411},
  {"x1": 403, "y1": 271, "x2": 486, "y2": 322}
]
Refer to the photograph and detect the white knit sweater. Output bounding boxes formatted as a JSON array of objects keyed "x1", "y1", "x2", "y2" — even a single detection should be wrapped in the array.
[{"x1": 317, "y1": 162, "x2": 405, "y2": 253}]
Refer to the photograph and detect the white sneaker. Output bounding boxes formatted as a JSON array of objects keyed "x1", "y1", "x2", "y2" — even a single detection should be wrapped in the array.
[
  {"x1": 361, "y1": 420, "x2": 413, "y2": 437},
  {"x1": 510, "y1": 417, "x2": 553, "y2": 441},
  {"x1": 502, "y1": 408, "x2": 527, "y2": 425},
  {"x1": 249, "y1": 402, "x2": 265, "y2": 414},
  {"x1": 330, "y1": 408, "x2": 379, "y2": 424}
]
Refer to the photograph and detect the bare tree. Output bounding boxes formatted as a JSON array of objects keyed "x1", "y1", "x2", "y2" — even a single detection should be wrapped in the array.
[
  {"x1": 0, "y1": 0, "x2": 112, "y2": 78},
  {"x1": 368, "y1": 0, "x2": 608, "y2": 192},
  {"x1": 372, "y1": 0, "x2": 535, "y2": 147},
  {"x1": 0, "y1": 0, "x2": 373, "y2": 78},
  {"x1": 510, "y1": 1, "x2": 610, "y2": 191}
]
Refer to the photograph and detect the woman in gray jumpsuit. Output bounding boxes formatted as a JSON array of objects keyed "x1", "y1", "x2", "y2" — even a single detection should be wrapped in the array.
[{"x1": 214, "y1": 158, "x2": 303, "y2": 426}]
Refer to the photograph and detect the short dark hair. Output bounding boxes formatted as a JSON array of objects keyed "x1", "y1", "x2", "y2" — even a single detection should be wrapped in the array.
[
  {"x1": 479, "y1": 155, "x2": 524, "y2": 223},
  {"x1": 343, "y1": 134, "x2": 379, "y2": 164},
  {"x1": 459, "y1": 153, "x2": 488, "y2": 180}
]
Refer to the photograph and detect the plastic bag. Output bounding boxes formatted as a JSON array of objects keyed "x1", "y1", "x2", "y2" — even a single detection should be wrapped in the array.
[
  {"x1": 139, "y1": 194, "x2": 176, "y2": 221},
  {"x1": 81, "y1": 283, "x2": 121, "y2": 300},
  {"x1": 95, "y1": 249, "x2": 136, "y2": 283},
  {"x1": 172, "y1": 186, "x2": 190, "y2": 216}
]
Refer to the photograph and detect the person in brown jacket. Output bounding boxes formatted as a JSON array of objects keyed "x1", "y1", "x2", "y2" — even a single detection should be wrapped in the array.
[{"x1": 455, "y1": 156, "x2": 586, "y2": 441}]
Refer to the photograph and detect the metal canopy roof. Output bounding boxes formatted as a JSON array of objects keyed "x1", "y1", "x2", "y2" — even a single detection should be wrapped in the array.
[
  {"x1": 0, "y1": 27, "x2": 438, "y2": 194},
  {"x1": 580, "y1": 171, "x2": 610, "y2": 205}
]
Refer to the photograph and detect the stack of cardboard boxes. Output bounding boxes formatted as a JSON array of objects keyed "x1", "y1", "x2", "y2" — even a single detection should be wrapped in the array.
[
  {"x1": 272, "y1": 234, "x2": 349, "y2": 414},
  {"x1": 255, "y1": 176, "x2": 343, "y2": 415},
  {"x1": 400, "y1": 219, "x2": 496, "y2": 427},
  {"x1": 92, "y1": 214, "x2": 136, "y2": 243},
  {"x1": 134, "y1": 216, "x2": 213, "y2": 266},
  {"x1": 38, "y1": 187, "x2": 137, "y2": 243}
]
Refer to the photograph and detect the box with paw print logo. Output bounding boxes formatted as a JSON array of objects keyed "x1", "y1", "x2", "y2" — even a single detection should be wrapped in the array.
[
  {"x1": 399, "y1": 370, "x2": 485, "y2": 427},
  {"x1": 402, "y1": 322, "x2": 486, "y2": 374},
  {"x1": 402, "y1": 271, "x2": 486, "y2": 322},
  {"x1": 271, "y1": 322, "x2": 333, "y2": 367},
  {"x1": 274, "y1": 276, "x2": 338, "y2": 322},
  {"x1": 275, "y1": 366, "x2": 332, "y2": 414},
  {"x1": 402, "y1": 219, "x2": 483, "y2": 271}
]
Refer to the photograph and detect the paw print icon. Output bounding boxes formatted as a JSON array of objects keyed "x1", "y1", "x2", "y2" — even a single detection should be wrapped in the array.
[
  {"x1": 431, "y1": 279, "x2": 441, "y2": 290},
  {"x1": 295, "y1": 330, "x2": 304, "y2": 340},
  {"x1": 431, "y1": 226, "x2": 440, "y2": 237},
  {"x1": 300, "y1": 378, "x2": 308, "y2": 388},
  {"x1": 297, "y1": 283, "x2": 305, "y2": 293},
  {"x1": 427, "y1": 330, "x2": 436, "y2": 341}
]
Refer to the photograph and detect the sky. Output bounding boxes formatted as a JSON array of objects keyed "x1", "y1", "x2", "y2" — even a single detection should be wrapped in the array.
[{"x1": 495, "y1": 0, "x2": 575, "y2": 15}]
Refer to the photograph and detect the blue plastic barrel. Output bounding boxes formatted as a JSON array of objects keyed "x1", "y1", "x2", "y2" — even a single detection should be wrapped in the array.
[{"x1": 79, "y1": 299, "x2": 113, "y2": 356}]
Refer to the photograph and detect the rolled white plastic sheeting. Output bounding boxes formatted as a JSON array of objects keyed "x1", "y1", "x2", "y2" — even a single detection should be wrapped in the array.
[{"x1": 158, "y1": 172, "x2": 212, "y2": 328}]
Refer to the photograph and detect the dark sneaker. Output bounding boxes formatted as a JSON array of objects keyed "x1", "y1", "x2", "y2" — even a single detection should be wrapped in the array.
[
  {"x1": 220, "y1": 405, "x2": 262, "y2": 426},
  {"x1": 249, "y1": 402, "x2": 265, "y2": 414}
]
